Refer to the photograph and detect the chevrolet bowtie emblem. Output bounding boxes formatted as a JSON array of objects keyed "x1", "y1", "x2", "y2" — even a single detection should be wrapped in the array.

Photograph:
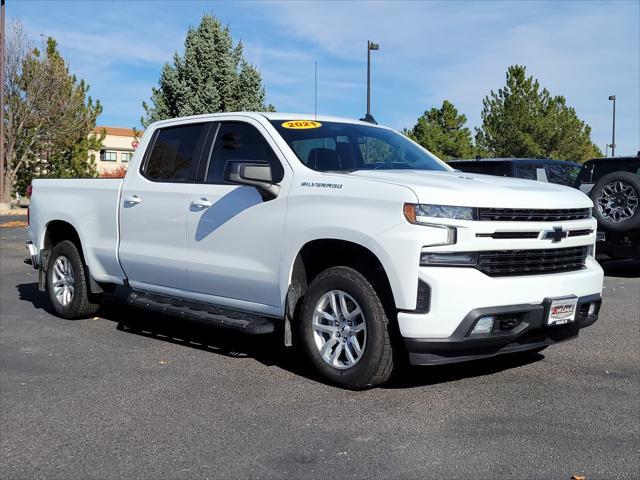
[{"x1": 543, "y1": 226, "x2": 569, "y2": 242}]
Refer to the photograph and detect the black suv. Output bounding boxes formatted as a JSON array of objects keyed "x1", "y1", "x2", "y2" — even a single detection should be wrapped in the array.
[
  {"x1": 575, "y1": 156, "x2": 640, "y2": 259},
  {"x1": 449, "y1": 158, "x2": 582, "y2": 187},
  {"x1": 451, "y1": 156, "x2": 640, "y2": 259}
]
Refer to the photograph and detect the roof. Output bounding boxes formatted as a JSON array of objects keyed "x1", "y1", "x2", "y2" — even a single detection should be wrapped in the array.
[
  {"x1": 147, "y1": 112, "x2": 385, "y2": 129},
  {"x1": 584, "y1": 156, "x2": 639, "y2": 165},
  {"x1": 259, "y1": 112, "x2": 372, "y2": 125},
  {"x1": 94, "y1": 126, "x2": 140, "y2": 137}
]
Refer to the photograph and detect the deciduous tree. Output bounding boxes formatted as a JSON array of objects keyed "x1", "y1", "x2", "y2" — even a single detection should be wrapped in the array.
[{"x1": 2, "y1": 22, "x2": 102, "y2": 202}]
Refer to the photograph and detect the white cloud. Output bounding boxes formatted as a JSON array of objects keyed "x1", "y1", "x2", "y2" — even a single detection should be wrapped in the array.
[{"x1": 269, "y1": 0, "x2": 640, "y2": 155}]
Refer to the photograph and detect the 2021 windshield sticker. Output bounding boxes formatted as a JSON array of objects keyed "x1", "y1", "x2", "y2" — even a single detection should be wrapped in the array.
[
  {"x1": 281, "y1": 120, "x2": 322, "y2": 129},
  {"x1": 301, "y1": 181, "x2": 343, "y2": 189}
]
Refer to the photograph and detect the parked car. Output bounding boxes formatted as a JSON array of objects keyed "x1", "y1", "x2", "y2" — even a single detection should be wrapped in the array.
[
  {"x1": 575, "y1": 156, "x2": 640, "y2": 259},
  {"x1": 449, "y1": 158, "x2": 582, "y2": 187},
  {"x1": 25, "y1": 113, "x2": 604, "y2": 389}
]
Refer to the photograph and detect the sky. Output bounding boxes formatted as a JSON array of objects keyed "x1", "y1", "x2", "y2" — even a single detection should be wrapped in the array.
[{"x1": 8, "y1": 0, "x2": 640, "y2": 156}]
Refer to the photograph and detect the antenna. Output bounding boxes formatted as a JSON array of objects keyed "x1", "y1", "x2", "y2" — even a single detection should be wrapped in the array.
[{"x1": 314, "y1": 61, "x2": 318, "y2": 120}]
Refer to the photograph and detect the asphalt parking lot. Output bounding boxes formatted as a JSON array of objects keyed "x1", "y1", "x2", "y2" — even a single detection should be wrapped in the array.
[{"x1": 1, "y1": 218, "x2": 639, "y2": 479}]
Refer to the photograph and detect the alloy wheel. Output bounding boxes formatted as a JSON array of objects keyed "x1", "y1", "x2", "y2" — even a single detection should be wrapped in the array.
[
  {"x1": 597, "y1": 181, "x2": 639, "y2": 223},
  {"x1": 51, "y1": 255, "x2": 75, "y2": 306},
  {"x1": 312, "y1": 290, "x2": 367, "y2": 369}
]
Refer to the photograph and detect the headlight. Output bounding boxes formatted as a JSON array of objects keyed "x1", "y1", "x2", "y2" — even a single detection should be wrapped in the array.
[{"x1": 404, "y1": 203, "x2": 476, "y2": 223}]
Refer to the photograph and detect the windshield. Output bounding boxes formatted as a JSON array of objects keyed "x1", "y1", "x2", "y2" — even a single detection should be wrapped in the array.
[{"x1": 270, "y1": 120, "x2": 450, "y2": 172}]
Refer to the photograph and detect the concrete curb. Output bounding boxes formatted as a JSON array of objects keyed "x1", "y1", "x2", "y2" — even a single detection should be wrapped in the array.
[{"x1": 0, "y1": 208, "x2": 28, "y2": 216}]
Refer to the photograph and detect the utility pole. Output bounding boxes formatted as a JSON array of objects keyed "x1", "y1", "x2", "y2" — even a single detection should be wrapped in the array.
[
  {"x1": 608, "y1": 95, "x2": 616, "y2": 157},
  {"x1": 1, "y1": 0, "x2": 5, "y2": 206},
  {"x1": 361, "y1": 40, "x2": 379, "y2": 124}
]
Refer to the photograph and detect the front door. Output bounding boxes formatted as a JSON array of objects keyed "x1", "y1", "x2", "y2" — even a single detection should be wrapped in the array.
[
  {"x1": 186, "y1": 119, "x2": 289, "y2": 310},
  {"x1": 119, "y1": 122, "x2": 211, "y2": 291}
]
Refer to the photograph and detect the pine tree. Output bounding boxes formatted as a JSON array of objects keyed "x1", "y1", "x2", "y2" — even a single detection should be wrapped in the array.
[
  {"x1": 142, "y1": 15, "x2": 274, "y2": 127},
  {"x1": 475, "y1": 65, "x2": 601, "y2": 162},
  {"x1": 405, "y1": 101, "x2": 475, "y2": 160}
]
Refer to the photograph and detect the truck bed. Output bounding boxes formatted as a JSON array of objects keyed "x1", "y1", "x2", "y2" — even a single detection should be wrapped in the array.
[{"x1": 28, "y1": 179, "x2": 126, "y2": 285}]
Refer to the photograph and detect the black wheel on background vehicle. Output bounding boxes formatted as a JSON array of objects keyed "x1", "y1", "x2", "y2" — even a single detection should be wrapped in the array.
[
  {"x1": 47, "y1": 240, "x2": 101, "y2": 319},
  {"x1": 590, "y1": 171, "x2": 640, "y2": 232},
  {"x1": 299, "y1": 266, "x2": 395, "y2": 389}
]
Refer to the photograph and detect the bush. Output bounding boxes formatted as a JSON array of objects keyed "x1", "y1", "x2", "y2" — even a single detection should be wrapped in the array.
[{"x1": 99, "y1": 165, "x2": 127, "y2": 178}]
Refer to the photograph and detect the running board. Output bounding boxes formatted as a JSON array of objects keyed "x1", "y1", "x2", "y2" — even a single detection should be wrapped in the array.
[{"x1": 127, "y1": 291, "x2": 277, "y2": 335}]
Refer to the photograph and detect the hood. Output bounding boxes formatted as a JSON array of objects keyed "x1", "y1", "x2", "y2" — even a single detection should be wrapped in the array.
[{"x1": 345, "y1": 170, "x2": 592, "y2": 209}]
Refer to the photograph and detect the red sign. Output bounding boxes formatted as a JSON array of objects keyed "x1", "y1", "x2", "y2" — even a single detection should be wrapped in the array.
[{"x1": 132, "y1": 140, "x2": 139, "y2": 149}]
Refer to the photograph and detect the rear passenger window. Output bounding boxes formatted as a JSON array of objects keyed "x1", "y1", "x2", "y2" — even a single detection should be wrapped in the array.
[
  {"x1": 515, "y1": 164, "x2": 537, "y2": 180},
  {"x1": 206, "y1": 122, "x2": 284, "y2": 184},
  {"x1": 144, "y1": 124, "x2": 208, "y2": 182}
]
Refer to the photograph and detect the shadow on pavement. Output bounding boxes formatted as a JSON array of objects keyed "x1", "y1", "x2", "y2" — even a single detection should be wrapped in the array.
[
  {"x1": 386, "y1": 352, "x2": 544, "y2": 389},
  {"x1": 16, "y1": 281, "x2": 544, "y2": 390},
  {"x1": 17, "y1": 282, "x2": 56, "y2": 314},
  {"x1": 599, "y1": 258, "x2": 640, "y2": 278}
]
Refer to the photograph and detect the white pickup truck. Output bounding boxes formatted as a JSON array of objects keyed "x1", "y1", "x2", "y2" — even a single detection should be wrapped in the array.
[{"x1": 26, "y1": 112, "x2": 604, "y2": 389}]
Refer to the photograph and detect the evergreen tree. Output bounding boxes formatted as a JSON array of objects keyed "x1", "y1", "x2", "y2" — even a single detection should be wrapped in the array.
[
  {"x1": 475, "y1": 65, "x2": 601, "y2": 162},
  {"x1": 142, "y1": 15, "x2": 274, "y2": 127},
  {"x1": 405, "y1": 100, "x2": 475, "y2": 160}
]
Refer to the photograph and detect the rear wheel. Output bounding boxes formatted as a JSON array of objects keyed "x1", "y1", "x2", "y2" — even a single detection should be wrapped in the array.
[
  {"x1": 300, "y1": 266, "x2": 395, "y2": 389},
  {"x1": 47, "y1": 240, "x2": 101, "y2": 319}
]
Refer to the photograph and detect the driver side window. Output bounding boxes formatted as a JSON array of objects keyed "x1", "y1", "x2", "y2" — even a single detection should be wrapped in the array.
[{"x1": 206, "y1": 122, "x2": 284, "y2": 184}]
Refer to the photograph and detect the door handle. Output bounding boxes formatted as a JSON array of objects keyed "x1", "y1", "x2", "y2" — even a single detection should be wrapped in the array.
[
  {"x1": 191, "y1": 198, "x2": 213, "y2": 208},
  {"x1": 124, "y1": 195, "x2": 141, "y2": 205}
]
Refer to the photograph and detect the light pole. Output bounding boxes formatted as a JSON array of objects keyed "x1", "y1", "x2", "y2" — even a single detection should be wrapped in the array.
[
  {"x1": 361, "y1": 40, "x2": 379, "y2": 124},
  {"x1": 608, "y1": 95, "x2": 616, "y2": 157}
]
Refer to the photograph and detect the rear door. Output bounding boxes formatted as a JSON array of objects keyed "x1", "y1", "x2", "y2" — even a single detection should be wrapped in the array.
[
  {"x1": 186, "y1": 119, "x2": 289, "y2": 310},
  {"x1": 119, "y1": 122, "x2": 211, "y2": 291}
]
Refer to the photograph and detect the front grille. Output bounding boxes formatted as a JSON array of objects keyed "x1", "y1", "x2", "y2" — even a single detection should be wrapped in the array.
[
  {"x1": 568, "y1": 228, "x2": 594, "y2": 237},
  {"x1": 478, "y1": 246, "x2": 589, "y2": 276},
  {"x1": 478, "y1": 208, "x2": 591, "y2": 222},
  {"x1": 476, "y1": 231, "x2": 540, "y2": 239}
]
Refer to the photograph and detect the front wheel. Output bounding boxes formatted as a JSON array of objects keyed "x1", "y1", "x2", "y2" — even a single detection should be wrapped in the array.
[
  {"x1": 300, "y1": 266, "x2": 395, "y2": 389},
  {"x1": 47, "y1": 240, "x2": 101, "y2": 319}
]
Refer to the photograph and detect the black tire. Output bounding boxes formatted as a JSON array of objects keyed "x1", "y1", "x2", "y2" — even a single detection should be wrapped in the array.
[
  {"x1": 299, "y1": 266, "x2": 395, "y2": 389},
  {"x1": 47, "y1": 240, "x2": 101, "y2": 319},
  {"x1": 590, "y1": 171, "x2": 640, "y2": 233}
]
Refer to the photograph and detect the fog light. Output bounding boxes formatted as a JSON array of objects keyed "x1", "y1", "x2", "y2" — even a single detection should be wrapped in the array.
[
  {"x1": 588, "y1": 302, "x2": 596, "y2": 315},
  {"x1": 471, "y1": 316, "x2": 494, "y2": 335}
]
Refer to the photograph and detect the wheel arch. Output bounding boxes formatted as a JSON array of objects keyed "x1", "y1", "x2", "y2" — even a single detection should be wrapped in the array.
[
  {"x1": 285, "y1": 239, "x2": 397, "y2": 326},
  {"x1": 42, "y1": 219, "x2": 103, "y2": 293}
]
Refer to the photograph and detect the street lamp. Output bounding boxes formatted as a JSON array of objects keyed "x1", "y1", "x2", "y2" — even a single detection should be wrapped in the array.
[
  {"x1": 361, "y1": 40, "x2": 379, "y2": 124},
  {"x1": 608, "y1": 95, "x2": 616, "y2": 157}
]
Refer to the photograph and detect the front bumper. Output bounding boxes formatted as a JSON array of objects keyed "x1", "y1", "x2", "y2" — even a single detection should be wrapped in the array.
[{"x1": 405, "y1": 293, "x2": 601, "y2": 365}]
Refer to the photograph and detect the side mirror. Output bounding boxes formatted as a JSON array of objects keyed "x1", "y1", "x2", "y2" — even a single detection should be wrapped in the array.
[{"x1": 224, "y1": 161, "x2": 280, "y2": 197}]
